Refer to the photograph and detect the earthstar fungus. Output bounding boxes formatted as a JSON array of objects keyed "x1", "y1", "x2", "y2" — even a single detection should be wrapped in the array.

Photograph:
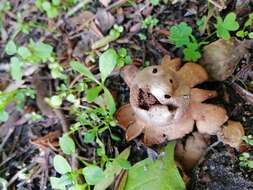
[{"x1": 116, "y1": 56, "x2": 228, "y2": 146}]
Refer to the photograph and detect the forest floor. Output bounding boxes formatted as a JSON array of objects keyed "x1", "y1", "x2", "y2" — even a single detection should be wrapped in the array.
[{"x1": 0, "y1": 0, "x2": 253, "y2": 190}]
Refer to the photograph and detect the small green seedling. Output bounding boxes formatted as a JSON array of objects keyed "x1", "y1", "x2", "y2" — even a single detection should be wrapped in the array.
[
  {"x1": 5, "y1": 40, "x2": 53, "y2": 81},
  {"x1": 169, "y1": 22, "x2": 205, "y2": 62},
  {"x1": 236, "y1": 13, "x2": 253, "y2": 39},
  {"x1": 215, "y1": 12, "x2": 239, "y2": 40},
  {"x1": 239, "y1": 152, "x2": 253, "y2": 169},
  {"x1": 35, "y1": 0, "x2": 60, "y2": 18},
  {"x1": 117, "y1": 48, "x2": 132, "y2": 67},
  {"x1": 142, "y1": 16, "x2": 159, "y2": 29},
  {"x1": 70, "y1": 48, "x2": 118, "y2": 114},
  {"x1": 51, "y1": 147, "x2": 131, "y2": 190},
  {"x1": 149, "y1": 0, "x2": 160, "y2": 6},
  {"x1": 0, "y1": 88, "x2": 35, "y2": 122},
  {"x1": 239, "y1": 135, "x2": 253, "y2": 169},
  {"x1": 242, "y1": 135, "x2": 253, "y2": 146}
]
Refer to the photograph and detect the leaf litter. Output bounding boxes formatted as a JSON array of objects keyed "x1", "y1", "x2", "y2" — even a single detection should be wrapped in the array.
[{"x1": 0, "y1": 0, "x2": 253, "y2": 190}]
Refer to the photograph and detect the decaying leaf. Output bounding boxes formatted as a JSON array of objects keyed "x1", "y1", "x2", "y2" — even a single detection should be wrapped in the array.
[
  {"x1": 175, "y1": 132, "x2": 209, "y2": 171},
  {"x1": 95, "y1": 9, "x2": 115, "y2": 33},
  {"x1": 200, "y1": 38, "x2": 250, "y2": 81},
  {"x1": 116, "y1": 56, "x2": 228, "y2": 146},
  {"x1": 32, "y1": 73, "x2": 55, "y2": 118},
  {"x1": 218, "y1": 120, "x2": 245, "y2": 149},
  {"x1": 121, "y1": 142, "x2": 185, "y2": 190},
  {"x1": 99, "y1": 0, "x2": 111, "y2": 7}
]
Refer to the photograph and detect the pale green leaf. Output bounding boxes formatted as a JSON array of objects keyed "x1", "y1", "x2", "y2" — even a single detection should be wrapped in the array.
[
  {"x1": 10, "y1": 57, "x2": 22, "y2": 81},
  {"x1": 0, "y1": 110, "x2": 9, "y2": 122},
  {"x1": 70, "y1": 61, "x2": 97, "y2": 82},
  {"x1": 0, "y1": 177, "x2": 8, "y2": 190},
  {"x1": 83, "y1": 166, "x2": 104, "y2": 185},
  {"x1": 99, "y1": 49, "x2": 118, "y2": 82},
  {"x1": 249, "y1": 32, "x2": 253, "y2": 39},
  {"x1": 223, "y1": 12, "x2": 239, "y2": 31},
  {"x1": 48, "y1": 95, "x2": 62, "y2": 108},
  {"x1": 53, "y1": 155, "x2": 71, "y2": 174},
  {"x1": 17, "y1": 47, "x2": 32, "y2": 59},
  {"x1": 50, "y1": 177, "x2": 66, "y2": 190},
  {"x1": 42, "y1": 1, "x2": 51, "y2": 11},
  {"x1": 59, "y1": 134, "x2": 76, "y2": 155},
  {"x1": 94, "y1": 147, "x2": 131, "y2": 190},
  {"x1": 5, "y1": 41, "x2": 17, "y2": 55},
  {"x1": 123, "y1": 142, "x2": 185, "y2": 190},
  {"x1": 30, "y1": 41, "x2": 53, "y2": 60},
  {"x1": 86, "y1": 86, "x2": 102, "y2": 103},
  {"x1": 103, "y1": 87, "x2": 116, "y2": 114}
]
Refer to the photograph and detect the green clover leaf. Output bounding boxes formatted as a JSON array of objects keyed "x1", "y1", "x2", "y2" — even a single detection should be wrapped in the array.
[
  {"x1": 169, "y1": 22, "x2": 192, "y2": 47},
  {"x1": 183, "y1": 43, "x2": 201, "y2": 62},
  {"x1": 216, "y1": 12, "x2": 239, "y2": 40}
]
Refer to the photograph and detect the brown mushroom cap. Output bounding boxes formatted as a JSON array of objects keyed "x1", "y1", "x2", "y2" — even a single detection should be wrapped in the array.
[
  {"x1": 191, "y1": 103, "x2": 228, "y2": 135},
  {"x1": 218, "y1": 120, "x2": 245, "y2": 149},
  {"x1": 175, "y1": 132, "x2": 209, "y2": 171}
]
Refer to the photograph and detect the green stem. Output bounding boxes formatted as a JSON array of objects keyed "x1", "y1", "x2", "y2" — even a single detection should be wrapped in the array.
[{"x1": 91, "y1": 35, "x2": 119, "y2": 50}]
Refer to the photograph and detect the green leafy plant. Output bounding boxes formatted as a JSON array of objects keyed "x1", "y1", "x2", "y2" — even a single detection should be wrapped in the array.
[
  {"x1": 92, "y1": 25, "x2": 124, "y2": 49},
  {"x1": 70, "y1": 48, "x2": 118, "y2": 114},
  {"x1": 236, "y1": 13, "x2": 253, "y2": 39},
  {"x1": 0, "y1": 1, "x2": 11, "y2": 28},
  {"x1": 239, "y1": 152, "x2": 253, "y2": 169},
  {"x1": 215, "y1": 12, "x2": 239, "y2": 40},
  {"x1": 0, "y1": 88, "x2": 35, "y2": 122},
  {"x1": 36, "y1": 0, "x2": 59, "y2": 18},
  {"x1": 5, "y1": 40, "x2": 53, "y2": 80},
  {"x1": 25, "y1": 112, "x2": 43, "y2": 122},
  {"x1": 35, "y1": 0, "x2": 77, "y2": 18},
  {"x1": 149, "y1": 0, "x2": 160, "y2": 6},
  {"x1": 242, "y1": 135, "x2": 253, "y2": 146},
  {"x1": 239, "y1": 135, "x2": 253, "y2": 169},
  {"x1": 122, "y1": 142, "x2": 185, "y2": 190},
  {"x1": 50, "y1": 147, "x2": 131, "y2": 190},
  {"x1": 169, "y1": 22, "x2": 205, "y2": 62},
  {"x1": 142, "y1": 16, "x2": 159, "y2": 29},
  {"x1": 116, "y1": 48, "x2": 132, "y2": 67}
]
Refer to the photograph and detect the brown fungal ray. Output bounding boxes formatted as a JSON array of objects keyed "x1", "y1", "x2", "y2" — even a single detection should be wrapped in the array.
[
  {"x1": 126, "y1": 122, "x2": 144, "y2": 141},
  {"x1": 191, "y1": 103, "x2": 228, "y2": 135},
  {"x1": 122, "y1": 64, "x2": 138, "y2": 87},
  {"x1": 190, "y1": 88, "x2": 218, "y2": 103},
  {"x1": 161, "y1": 55, "x2": 182, "y2": 71},
  {"x1": 115, "y1": 104, "x2": 135, "y2": 130},
  {"x1": 177, "y1": 63, "x2": 208, "y2": 88}
]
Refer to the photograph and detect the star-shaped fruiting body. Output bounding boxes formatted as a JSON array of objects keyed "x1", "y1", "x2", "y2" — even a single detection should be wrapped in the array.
[{"x1": 116, "y1": 56, "x2": 228, "y2": 146}]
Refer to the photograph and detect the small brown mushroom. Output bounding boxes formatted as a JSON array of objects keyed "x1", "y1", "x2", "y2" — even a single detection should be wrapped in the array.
[
  {"x1": 175, "y1": 132, "x2": 209, "y2": 171},
  {"x1": 218, "y1": 120, "x2": 245, "y2": 149},
  {"x1": 116, "y1": 56, "x2": 228, "y2": 146}
]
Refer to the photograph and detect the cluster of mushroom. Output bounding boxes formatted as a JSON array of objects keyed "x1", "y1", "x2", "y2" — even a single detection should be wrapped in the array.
[
  {"x1": 115, "y1": 56, "x2": 238, "y2": 170},
  {"x1": 116, "y1": 56, "x2": 228, "y2": 146}
]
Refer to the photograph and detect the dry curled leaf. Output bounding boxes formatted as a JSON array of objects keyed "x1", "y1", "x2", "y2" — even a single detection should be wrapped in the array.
[
  {"x1": 218, "y1": 120, "x2": 245, "y2": 149},
  {"x1": 116, "y1": 56, "x2": 228, "y2": 146},
  {"x1": 200, "y1": 38, "x2": 249, "y2": 81},
  {"x1": 95, "y1": 9, "x2": 115, "y2": 33}
]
